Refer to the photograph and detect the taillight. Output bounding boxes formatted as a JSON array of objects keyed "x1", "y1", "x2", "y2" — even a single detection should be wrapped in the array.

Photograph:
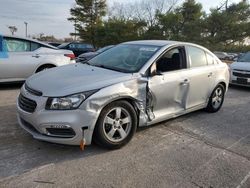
[{"x1": 64, "y1": 54, "x2": 75, "y2": 60}]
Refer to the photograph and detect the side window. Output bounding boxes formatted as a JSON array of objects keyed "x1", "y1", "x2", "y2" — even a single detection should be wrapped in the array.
[
  {"x1": 86, "y1": 44, "x2": 93, "y2": 48},
  {"x1": 69, "y1": 43, "x2": 76, "y2": 48},
  {"x1": 206, "y1": 52, "x2": 215, "y2": 65},
  {"x1": 156, "y1": 47, "x2": 186, "y2": 73},
  {"x1": 78, "y1": 44, "x2": 87, "y2": 49},
  {"x1": 31, "y1": 42, "x2": 41, "y2": 51},
  {"x1": 4, "y1": 38, "x2": 31, "y2": 52},
  {"x1": 188, "y1": 46, "x2": 207, "y2": 68}
]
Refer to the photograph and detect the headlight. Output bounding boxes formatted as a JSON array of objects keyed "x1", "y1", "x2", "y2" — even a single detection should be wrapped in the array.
[{"x1": 46, "y1": 90, "x2": 98, "y2": 110}]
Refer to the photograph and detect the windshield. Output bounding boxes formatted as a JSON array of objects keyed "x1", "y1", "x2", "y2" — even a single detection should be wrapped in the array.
[
  {"x1": 87, "y1": 44, "x2": 160, "y2": 73},
  {"x1": 237, "y1": 52, "x2": 250, "y2": 62},
  {"x1": 58, "y1": 43, "x2": 69, "y2": 48}
]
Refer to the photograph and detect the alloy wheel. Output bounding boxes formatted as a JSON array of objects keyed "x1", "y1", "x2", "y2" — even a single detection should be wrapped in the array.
[
  {"x1": 212, "y1": 87, "x2": 223, "y2": 109},
  {"x1": 103, "y1": 107, "x2": 132, "y2": 143}
]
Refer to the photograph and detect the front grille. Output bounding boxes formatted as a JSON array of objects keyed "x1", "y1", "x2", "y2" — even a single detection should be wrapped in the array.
[
  {"x1": 18, "y1": 94, "x2": 37, "y2": 113},
  {"x1": 233, "y1": 72, "x2": 250, "y2": 78},
  {"x1": 46, "y1": 128, "x2": 76, "y2": 138},
  {"x1": 234, "y1": 69, "x2": 250, "y2": 72},
  {"x1": 232, "y1": 80, "x2": 250, "y2": 85},
  {"x1": 25, "y1": 84, "x2": 43, "y2": 96}
]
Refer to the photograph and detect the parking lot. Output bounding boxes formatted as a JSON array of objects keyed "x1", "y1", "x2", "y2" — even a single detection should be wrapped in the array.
[{"x1": 0, "y1": 84, "x2": 249, "y2": 188}]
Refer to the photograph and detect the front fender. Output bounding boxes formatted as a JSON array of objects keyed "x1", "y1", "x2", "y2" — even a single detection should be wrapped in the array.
[{"x1": 81, "y1": 77, "x2": 149, "y2": 133}]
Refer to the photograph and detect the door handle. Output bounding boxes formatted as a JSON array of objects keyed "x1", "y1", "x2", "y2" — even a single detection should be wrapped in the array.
[
  {"x1": 180, "y1": 78, "x2": 190, "y2": 85},
  {"x1": 32, "y1": 54, "x2": 40, "y2": 58},
  {"x1": 208, "y1": 72, "x2": 213, "y2": 77}
]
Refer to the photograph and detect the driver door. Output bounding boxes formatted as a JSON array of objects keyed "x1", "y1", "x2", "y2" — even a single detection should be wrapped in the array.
[{"x1": 147, "y1": 46, "x2": 189, "y2": 122}]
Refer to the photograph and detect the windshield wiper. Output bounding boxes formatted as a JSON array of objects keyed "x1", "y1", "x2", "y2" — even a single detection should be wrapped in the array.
[
  {"x1": 84, "y1": 61, "x2": 91, "y2": 65},
  {"x1": 83, "y1": 63, "x2": 130, "y2": 73}
]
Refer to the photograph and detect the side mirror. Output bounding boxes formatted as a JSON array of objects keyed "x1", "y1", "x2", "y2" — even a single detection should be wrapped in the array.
[
  {"x1": 151, "y1": 69, "x2": 163, "y2": 76},
  {"x1": 150, "y1": 63, "x2": 163, "y2": 77}
]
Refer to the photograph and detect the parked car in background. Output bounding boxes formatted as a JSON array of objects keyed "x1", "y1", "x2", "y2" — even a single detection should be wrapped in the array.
[
  {"x1": 230, "y1": 51, "x2": 250, "y2": 87},
  {"x1": 227, "y1": 52, "x2": 238, "y2": 59},
  {"x1": 76, "y1": 45, "x2": 114, "y2": 62},
  {"x1": 214, "y1": 51, "x2": 234, "y2": 60},
  {"x1": 17, "y1": 40, "x2": 229, "y2": 149},
  {"x1": 48, "y1": 42, "x2": 62, "y2": 47},
  {"x1": 0, "y1": 35, "x2": 75, "y2": 83},
  {"x1": 58, "y1": 42, "x2": 95, "y2": 57},
  {"x1": 234, "y1": 52, "x2": 245, "y2": 61}
]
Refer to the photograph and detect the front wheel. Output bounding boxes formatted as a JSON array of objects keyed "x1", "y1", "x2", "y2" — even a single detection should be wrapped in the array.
[
  {"x1": 93, "y1": 100, "x2": 137, "y2": 149},
  {"x1": 205, "y1": 84, "x2": 225, "y2": 113}
]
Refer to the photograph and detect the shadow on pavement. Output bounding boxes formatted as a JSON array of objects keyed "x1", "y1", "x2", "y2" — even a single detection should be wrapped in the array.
[
  {"x1": 0, "y1": 82, "x2": 24, "y2": 90},
  {"x1": 0, "y1": 103, "x2": 109, "y2": 179},
  {"x1": 229, "y1": 84, "x2": 250, "y2": 92}
]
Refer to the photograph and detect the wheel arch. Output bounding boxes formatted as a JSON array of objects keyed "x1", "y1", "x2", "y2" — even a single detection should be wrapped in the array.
[
  {"x1": 218, "y1": 81, "x2": 226, "y2": 90},
  {"x1": 90, "y1": 96, "x2": 140, "y2": 148},
  {"x1": 206, "y1": 80, "x2": 227, "y2": 106},
  {"x1": 90, "y1": 96, "x2": 142, "y2": 137},
  {"x1": 35, "y1": 63, "x2": 57, "y2": 73},
  {"x1": 99, "y1": 96, "x2": 141, "y2": 123}
]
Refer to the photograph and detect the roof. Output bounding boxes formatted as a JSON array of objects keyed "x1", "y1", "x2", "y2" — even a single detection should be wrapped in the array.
[
  {"x1": 122, "y1": 40, "x2": 213, "y2": 54},
  {"x1": 122, "y1": 40, "x2": 180, "y2": 46},
  {"x1": 1, "y1": 34, "x2": 57, "y2": 49}
]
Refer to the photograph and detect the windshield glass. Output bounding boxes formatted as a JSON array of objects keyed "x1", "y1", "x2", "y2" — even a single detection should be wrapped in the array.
[
  {"x1": 58, "y1": 43, "x2": 69, "y2": 48},
  {"x1": 237, "y1": 52, "x2": 250, "y2": 62},
  {"x1": 88, "y1": 44, "x2": 160, "y2": 73}
]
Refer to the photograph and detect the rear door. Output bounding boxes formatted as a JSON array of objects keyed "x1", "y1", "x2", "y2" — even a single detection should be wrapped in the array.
[
  {"x1": 181, "y1": 45, "x2": 216, "y2": 109},
  {"x1": 0, "y1": 37, "x2": 41, "y2": 80}
]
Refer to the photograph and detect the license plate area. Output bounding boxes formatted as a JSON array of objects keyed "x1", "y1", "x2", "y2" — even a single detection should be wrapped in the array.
[{"x1": 237, "y1": 77, "x2": 248, "y2": 84}]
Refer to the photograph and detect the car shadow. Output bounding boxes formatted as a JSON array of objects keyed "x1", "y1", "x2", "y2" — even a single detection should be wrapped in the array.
[
  {"x1": 0, "y1": 82, "x2": 24, "y2": 90},
  {"x1": 0, "y1": 103, "x2": 110, "y2": 179},
  {"x1": 229, "y1": 84, "x2": 250, "y2": 91}
]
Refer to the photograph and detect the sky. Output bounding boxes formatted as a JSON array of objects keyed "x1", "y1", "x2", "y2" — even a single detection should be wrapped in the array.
[{"x1": 0, "y1": 0, "x2": 242, "y2": 39}]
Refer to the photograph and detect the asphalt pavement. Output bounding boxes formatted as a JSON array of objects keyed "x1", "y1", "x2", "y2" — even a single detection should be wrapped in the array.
[{"x1": 0, "y1": 83, "x2": 250, "y2": 188}]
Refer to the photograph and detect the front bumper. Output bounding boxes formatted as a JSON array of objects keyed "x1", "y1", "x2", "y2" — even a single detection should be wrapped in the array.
[
  {"x1": 16, "y1": 87, "x2": 99, "y2": 146},
  {"x1": 230, "y1": 71, "x2": 250, "y2": 87}
]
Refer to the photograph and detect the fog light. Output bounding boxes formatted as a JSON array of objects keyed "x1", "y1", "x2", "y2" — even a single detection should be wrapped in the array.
[
  {"x1": 49, "y1": 124, "x2": 71, "y2": 129},
  {"x1": 45, "y1": 126, "x2": 76, "y2": 138}
]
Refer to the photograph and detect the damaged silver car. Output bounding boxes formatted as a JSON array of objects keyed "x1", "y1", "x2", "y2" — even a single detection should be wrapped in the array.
[{"x1": 17, "y1": 40, "x2": 229, "y2": 149}]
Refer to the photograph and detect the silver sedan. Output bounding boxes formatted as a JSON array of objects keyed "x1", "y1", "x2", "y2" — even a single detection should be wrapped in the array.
[
  {"x1": 0, "y1": 35, "x2": 75, "y2": 83},
  {"x1": 17, "y1": 40, "x2": 229, "y2": 149},
  {"x1": 230, "y1": 52, "x2": 250, "y2": 87}
]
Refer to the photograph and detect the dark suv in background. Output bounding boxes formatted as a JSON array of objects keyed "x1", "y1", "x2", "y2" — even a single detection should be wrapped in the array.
[{"x1": 58, "y1": 42, "x2": 95, "y2": 57}]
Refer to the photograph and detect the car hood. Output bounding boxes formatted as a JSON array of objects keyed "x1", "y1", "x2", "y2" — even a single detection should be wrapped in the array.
[
  {"x1": 231, "y1": 62, "x2": 250, "y2": 71},
  {"x1": 26, "y1": 64, "x2": 133, "y2": 97}
]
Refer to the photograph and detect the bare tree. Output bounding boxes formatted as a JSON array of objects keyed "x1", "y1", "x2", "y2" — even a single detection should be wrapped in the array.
[
  {"x1": 109, "y1": 0, "x2": 179, "y2": 26},
  {"x1": 8, "y1": 26, "x2": 18, "y2": 35},
  {"x1": 217, "y1": 0, "x2": 231, "y2": 11}
]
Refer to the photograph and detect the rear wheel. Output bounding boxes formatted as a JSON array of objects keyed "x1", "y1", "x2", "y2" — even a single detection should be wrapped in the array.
[
  {"x1": 205, "y1": 84, "x2": 225, "y2": 113},
  {"x1": 94, "y1": 100, "x2": 137, "y2": 149}
]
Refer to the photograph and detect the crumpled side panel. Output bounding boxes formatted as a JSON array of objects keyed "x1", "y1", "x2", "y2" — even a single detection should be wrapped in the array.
[{"x1": 82, "y1": 77, "x2": 150, "y2": 131}]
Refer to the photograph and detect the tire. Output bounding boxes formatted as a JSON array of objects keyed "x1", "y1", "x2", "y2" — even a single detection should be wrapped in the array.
[
  {"x1": 205, "y1": 84, "x2": 225, "y2": 113},
  {"x1": 93, "y1": 100, "x2": 137, "y2": 149},
  {"x1": 36, "y1": 65, "x2": 55, "y2": 73}
]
